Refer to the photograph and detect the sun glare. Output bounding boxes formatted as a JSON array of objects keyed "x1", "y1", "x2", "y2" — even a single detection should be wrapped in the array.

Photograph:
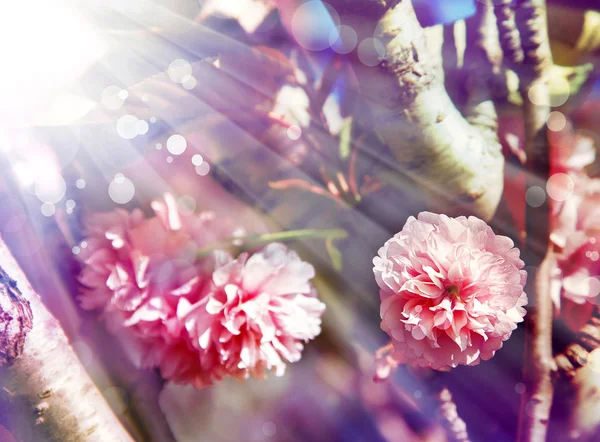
[{"x1": 0, "y1": 1, "x2": 107, "y2": 128}]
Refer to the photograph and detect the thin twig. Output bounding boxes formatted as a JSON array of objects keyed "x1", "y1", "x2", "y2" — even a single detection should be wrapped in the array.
[
  {"x1": 519, "y1": 253, "x2": 557, "y2": 442},
  {"x1": 511, "y1": 2, "x2": 555, "y2": 441}
]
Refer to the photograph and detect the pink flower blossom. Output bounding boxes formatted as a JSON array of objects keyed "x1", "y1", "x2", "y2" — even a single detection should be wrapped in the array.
[
  {"x1": 180, "y1": 242, "x2": 325, "y2": 386},
  {"x1": 549, "y1": 130, "x2": 597, "y2": 250},
  {"x1": 550, "y1": 127, "x2": 596, "y2": 176},
  {"x1": 550, "y1": 178, "x2": 600, "y2": 324},
  {"x1": 78, "y1": 194, "x2": 241, "y2": 385},
  {"x1": 373, "y1": 212, "x2": 527, "y2": 371},
  {"x1": 546, "y1": 131, "x2": 600, "y2": 326},
  {"x1": 78, "y1": 194, "x2": 324, "y2": 387},
  {"x1": 373, "y1": 343, "x2": 400, "y2": 382}
]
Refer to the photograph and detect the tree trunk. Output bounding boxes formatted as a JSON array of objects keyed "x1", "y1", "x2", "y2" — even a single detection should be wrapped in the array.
[{"x1": 0, "y1": 238, "x2": 134, "y2": 442}]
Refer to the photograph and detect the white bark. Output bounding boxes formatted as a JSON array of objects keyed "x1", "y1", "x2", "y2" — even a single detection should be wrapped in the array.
[{"x1": 0, "y1": 238, "x2": 134, "y2": 442}]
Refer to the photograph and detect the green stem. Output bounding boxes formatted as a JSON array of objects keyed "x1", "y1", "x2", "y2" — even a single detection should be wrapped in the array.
[{"x1": 196, "y1": 228, "x2": 348, "y2": 259}]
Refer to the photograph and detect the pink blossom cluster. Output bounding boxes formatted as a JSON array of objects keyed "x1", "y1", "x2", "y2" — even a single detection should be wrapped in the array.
[
  {"x1": 548, "y1": 129, "x2": 600, "y2": 329},
  {"x1": 78, "y1": 194, "x2": 325, "y2": 388},
  {"x1": 373, "y1": 212, "x2": 527, "y2": 372}
]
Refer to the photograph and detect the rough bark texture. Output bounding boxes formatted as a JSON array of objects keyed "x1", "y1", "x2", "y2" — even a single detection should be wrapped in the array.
[
  {"x1": 329, "y1": 0, "x2": 505, "y2": 220},
  {"x1": 517, "y1": 0, "x2": 554, "y2": 78},
  {"x1": 555, "y1": 307, "x2": 600, "y2": 379},
  {"x1": 0, "y1": 239, "x2": 134, "y2": 442},
  {"x1": 553, "y1": 307, "x2": 600, "y2": 439},
  {"x1": 494, "y1": 0, "x2": 525, "y2": 68},
  {"x1": 0, "y1": 273, "x2": 32, "y2": 368},
  {"x1": 463, "y1": 0, "x2": 502, "y2": 130}
]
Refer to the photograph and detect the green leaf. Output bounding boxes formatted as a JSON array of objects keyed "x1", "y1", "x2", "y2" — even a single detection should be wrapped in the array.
[
  {"x1": 197, "y1": 228, "x2": 348, "y2": 259},
  {"x1": 577, "y1": 10, "x2": 600, "y2": 55},
  {"x1": 325, "y1": 238, "x2": 343, "y2": 271},
  {"x1": 339, "y1": 117, "x2": 353, "y2": 160},
  {"x1": 506, "y1": 63, "x2": 594, "y2": 107},
  {"x1": 549, "y1": 64, "x2": 594, "y2": 103}
]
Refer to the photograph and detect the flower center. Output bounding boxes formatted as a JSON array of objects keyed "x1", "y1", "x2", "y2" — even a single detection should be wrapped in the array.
[{"x1": 446, "y1": 285, "x2": 461, "y2": 301}]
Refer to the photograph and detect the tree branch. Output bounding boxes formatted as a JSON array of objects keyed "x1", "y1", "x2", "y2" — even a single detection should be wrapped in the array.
[
  {"x1": 555, "y1": 306, "x2": 600, "y2": 379},
  {"x1": 463, "y1": 0, "x2": 502, "y2": 130},
  {"x1": 510, "y1": 3, "x2": 555, "y2": 440},
  {"x1": 494, "y1": 0, "x2": 525, "y2": 69},
  {"x1": 519, "y1": 253, "x2": 556, "y2": 442},
  {"x1": 328, "y1": 0, "x2": 505, "y2": 220},
  {"x1": 0, "y1": 239, "x2": 134, "y2": 442},
  {"x1": 553, "y1": 306, "x2": 600, "y2": 438}
]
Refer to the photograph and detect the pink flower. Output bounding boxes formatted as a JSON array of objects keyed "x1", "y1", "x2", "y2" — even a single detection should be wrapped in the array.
[
  {"x1": 550, "y1": 178, "x2": 600, "y2": 321},
  {"x1": 78, "y1": 194, "x2": 245, "y2": 385},
  {"x1": 373, "y1": 212, "x2": 527, "y2": 371},
  {"x1": 78, "y1": 194, "x2": 324, "y2": 387},
  {"x1": 550, "y1": 127, "x2": 596, "y2": 176},
  {"x1": 549, "y1": 131, "x2": 597, "y2": 249},
  {"x1": 180, "y1": 242, "x2": 325, "y2": 386},
  {"x1": 547, "y1": 131, "x2": 600, "y2": 325},
  {"x1": 373, "y1": 343, "x2": 400, "y2": 382}
]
